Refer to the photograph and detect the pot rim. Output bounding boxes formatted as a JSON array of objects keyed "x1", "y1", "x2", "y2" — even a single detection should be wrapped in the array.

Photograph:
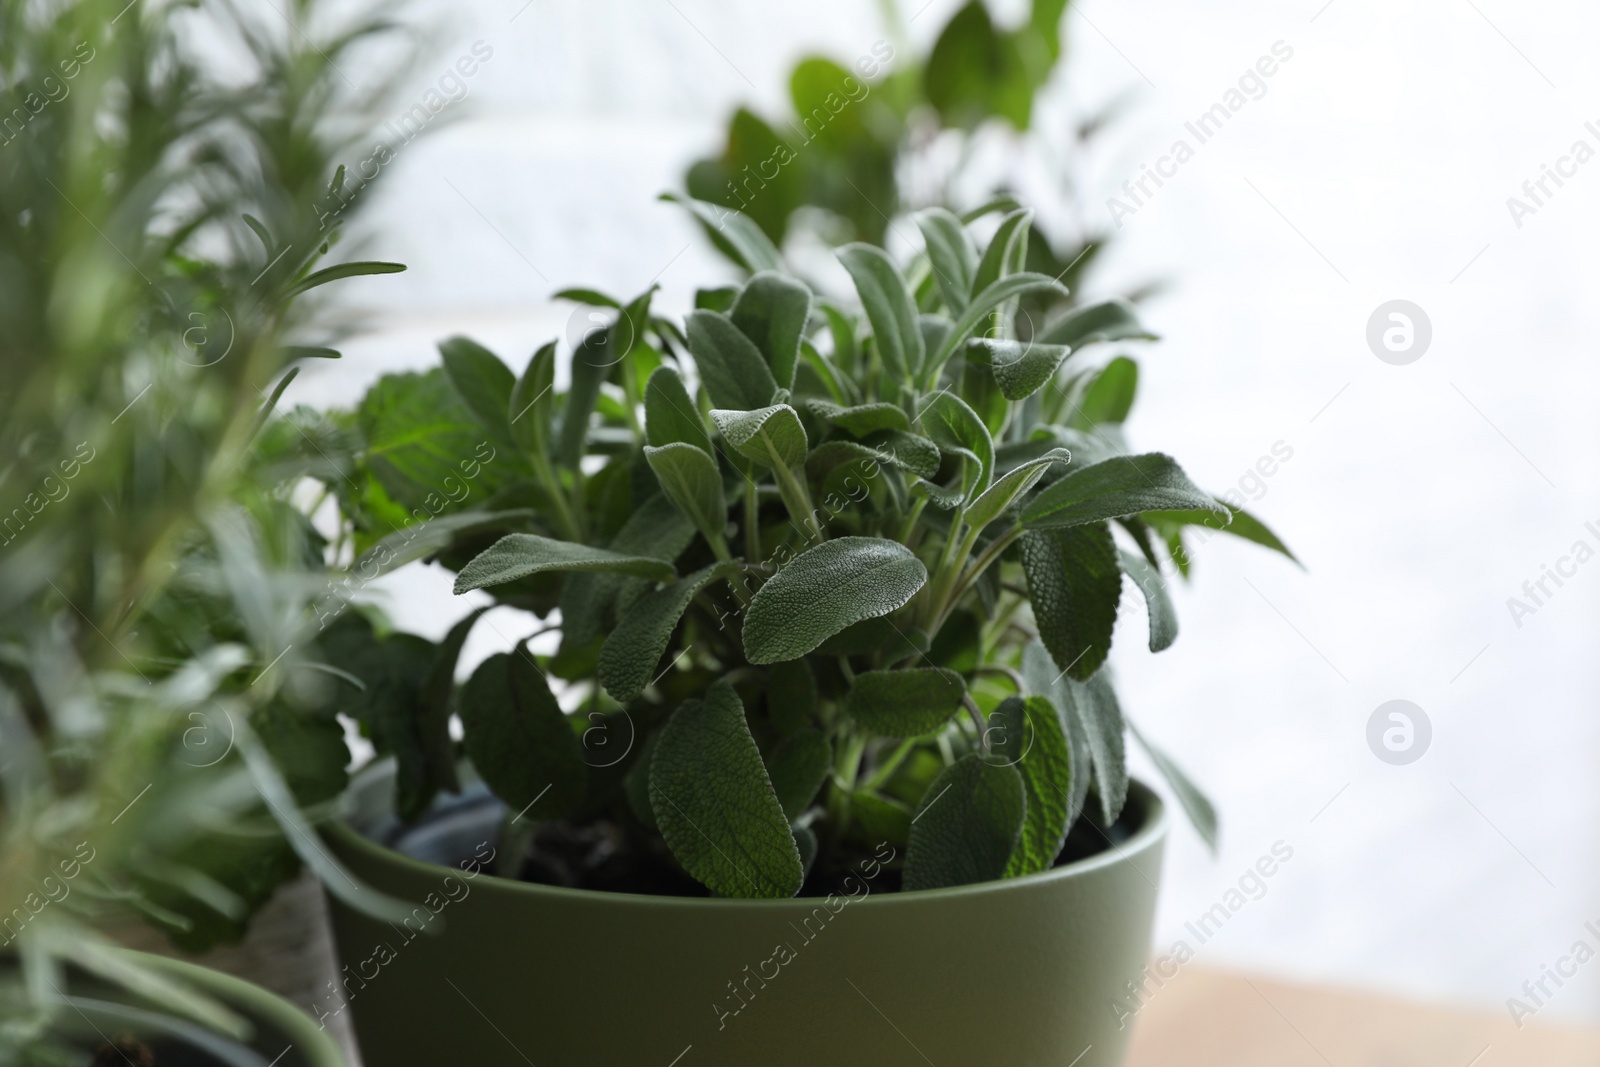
[{"x1": 323, "y1": 760, "x2": 1167, "y2": 911}]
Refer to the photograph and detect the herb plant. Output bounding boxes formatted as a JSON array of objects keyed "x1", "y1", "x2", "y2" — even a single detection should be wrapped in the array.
[{"x1": 318, "y1": 197, "x2": 1294, "y2": 898}]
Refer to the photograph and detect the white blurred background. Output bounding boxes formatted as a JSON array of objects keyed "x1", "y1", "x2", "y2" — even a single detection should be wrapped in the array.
[{"x1": 284, "y1": 0, "x2": 1600, "y2": 1025}]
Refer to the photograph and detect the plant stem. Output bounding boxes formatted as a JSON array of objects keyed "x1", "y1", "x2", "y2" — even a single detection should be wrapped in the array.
[
  {"x1": 743, "y1": 478, "x2": 761, "y2": 561},
  {"x1": 861, "y1": 737, "x2": 916, "y2": 790}
]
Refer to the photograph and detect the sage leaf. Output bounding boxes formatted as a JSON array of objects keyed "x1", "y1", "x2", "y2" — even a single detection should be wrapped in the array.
[
  {"x1": 1074, "y1": 670, "x2": 1128, "y2": 824},
  {"x1": 851, "y1": 791, "x2": 913, "y2": 849},
  {"x1": 731, "y1": 271, "x2": 811, "y2": 390},
  {"x1": 644, "y1": 365, "x2": 712, "y2": 453},
  {"x1": 967, "y1": 337, "x2": 1070, "y2": 401},
  {"x1": 459, "y1": 652, "x2": 587, "y2": 820},
  {"x1": 1021, "y1": 640, "x2": 1092, "y2": 828},
  {"x1": 1118, "y1": 548, "x2": 1178, "y2": 652},
  {"x1": 765, "y1": 728, "x2": 832, "y2": 821},
  {"x1": 1020, "y1": 523, "x2": 1121, "y2": 681},
  {"x1": 416, "y1": 607, "x2": 488, "y2": 795},
  {"x1": 990, "y1": 696, "x2": 1073, "y2": 877},
  {"x1": 1144, "y1": 505, "x2": 1299, "y2": 566},
  {"x1": 560, "y1": 494, "x2": 695, "y2": 648},
  {"x1": 846, "y1": 667, "x2": 965, "y2": 737},
  {"x1": 915, "y1": 207, "x2": 978, "y2": 314},
  {"x1": 599, "y1": 562, "x2": 740, "y2": 702},
  {"x1": 969, "y1": 209, "x2": 1032, "y2": 299},
  {"x1": 710, "y1": 404, "x2": 808, "y2": 470},
  {"x1": 742, "y1": 537, "x2": 928, "y2": 664},
  {"x1": 509, "y1": 341, "x2": 556, "y2": 454},
  {"x1": 644, "y1": 442, "x2": 728, "y2": 545},
  {"x1": 661, "y1": 193, "x2": 784, "y2": 275},
  {"x1": 964, "y1": 447, "x2": 1071, "y2": 534},
  {"x1": 1038, "y1": 297, "x2": 1158, "y2": 349},
  {"x1": 454, "y1": 532, "x2": 677, "y2": 594},
  {"x1": 838, "y1": 243, "x2": 924, "y2": 384},
  {"x1": 1075, "y1": 355, "x2": 1139, "y2": 426},
  {"x1": 904, "y1": 755, "x2": 1025, "y2": 891},
  {"x1": 649, "y1": 682, "x2": 803, "y2": 898},
  {"x1": 926, "y1": 271, "x2": 1071, "y2": 379},
  {"x1": 687, "y1": 309, "x2": 779, "y2": 411},
  {"x1": 1128, "y1": 719, "x2": 1217, "y2": 850},
  {"x1": 805, "y1": 399, "x2": 910, "y2": 436},
  {"x1": 1021, "y1": 453, "x2": 1223, "y2": 530},
  {"x1": 920, "y1": 391, "x2": 993, "y2": 499}
]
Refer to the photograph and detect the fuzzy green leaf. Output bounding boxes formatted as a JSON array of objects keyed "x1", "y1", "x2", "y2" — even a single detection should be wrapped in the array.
[
  {"x1": 1038, "y1": 297, "x2": 1158, "y2": 349},
  {"x1": 560, "y1": 495, "x2": 696, "y2": 647},
  {"x1": 838, "y1": 243, "x2": 924, "y2": 384},
  {"x1": 1074, "y1": 670, "x2": 1128, "y2": 824},
  {"x1": 439, "y1": 336, "x2": 517, "y2": 451},
  {"x1": 644, "y1": 442, "x2": 728, "y2": 545},
  {"x1": 1020, "y1": 523, "x2": 1121, "y2": 682},
  {"x1": 1021, "y1": 453, "x2": 1223, "y2": 530},
  {"x1": 965, "y1": 448, "x2": 1072, "y2": 534},
  {"x1": 915, "y1": 207, "x2": 979, "y2": 314},
  {"x1": 644, "y1": 365, "x2": 712, "y2": 453},
  {"x1": 805, "y1": 399, "x2": 910, "y2": 436},
  {"x1": 710, "y1": 404, "x2": 808, "y2": 470},
  {"x1": 661, "y1": 193, "x2": 784, "y2": 275},
  {"x1": 509, "y1": 341, "x2": 556, "y2": 454},
  {"x1": 1076, "y1": 355, "x2": 1139, "y2": 426},
  {"x1": 991, "y1": 696, "x2": 1074, "y2": 876},
  {"x1": 967, "y1": 338, "x2": 1071, "y2": 400},
  {"x1": 765, "y1": 729, "x2": 832, "y2": 821},
  {"x1": 649, "y1": 682, "x2": 803, "y2": 898},
  {"x1": 927, "y1": 272, "x2": 1071, "y2": 380},
  {"x1": 454, "y1": 533, "x2": 676, "y2": 594},
  {"x1": 599, "y1": 562, "x2": 739, "y2": 702},
  {"x1": 904, "y1": 755, "x2": 1025, "y2": 891},
  {"x1": 1129, "y1": 720, "x2": 1216, "y2": 850},
  {"x1": 460, "y1": 652, "x2": 588, "y2": 820},
  {"x1": 970, "y1": 209, "x2": 1032, "y2": 299},
  {"x1": 687, "y1": 309, "x2": 779, "y2": 412},
  {"x1": 847, "y1": 667, "x2": 966, "y2": 737},
  {"x1": 920, "y1": 392, "x2": 994, "y2": 499},
  {"x1": 1021, "y1": 640, "x2": 1092, "y2": 827},
  {"x1": 416, "y1": 608, "x2": 487, "y2": 795},
  {"x1": 1119, "y1": 548, "x2": 1178, "y2": 652},
  {"x1": 732, "y1": 271, "x2": 812, "y2": 391},
  {"x1": 1144, "y1": 505, "x2": 1299, "y2": 565},
  {"x1": 742, "y1": 537, "x2": 927, "y2": 664}
]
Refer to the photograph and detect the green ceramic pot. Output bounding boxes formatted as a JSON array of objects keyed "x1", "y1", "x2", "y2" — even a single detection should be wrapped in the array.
[
  {"x1": 323, "y1": 761, "x2": 1165, "y2": 1067},
  {"x1": 8, "y1": 948, "x2": 345, "y2": 1066}
]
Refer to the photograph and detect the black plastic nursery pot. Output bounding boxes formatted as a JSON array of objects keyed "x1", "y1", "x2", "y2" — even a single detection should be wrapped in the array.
[
  {"x1": 6, "y1": 948, "x2": 345, "y2": 1066},
  {"x1": 322, "y1": 759, "x2": 1167, "y2": 1067}
]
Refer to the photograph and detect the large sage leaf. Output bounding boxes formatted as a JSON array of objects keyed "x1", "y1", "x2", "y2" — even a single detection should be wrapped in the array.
[
  {"x1": 970, "y1": 208, "x2": 1032, "y2": 299},
  {"x1": 805, "y1": 399, "x2": 910, "y2": 437},
  {"x1": 644, "y1": 365, "x2": 712, "y2": 453},
  {"x1": 742, "y1": 537, "x2": 927, "y2": 663},
  {"x1": 416, "y1": 608, "x2": 488, "y2": 794},
  {"x1": 731, "y1": 271, "x2": 811, "y2": 390},
  {"x1": 599, "y1": 562, "x2": 739, "y2": 702},
  {"x1": 560, "y1": 494, "x2": 695, "y2": 647},
  {"x1": 1074, "y1": 670, "x2": 1128, "y2": 824},
  {"x1": 990, "y1": 695, "x2": 1073, "y2": 876},
  {"x1": 1144, "y1": 505, "x2": 1299, "y2": 565},
  {"x1": 509, "y1": 341, "x2": 556, "y2": 454},
  {"x1": 558, "y1": 328, "x2": 613, "y2": 467},
  {"x1": 644, "y1": 442, "x2": 728, "y2": 544},
  {"x1": 904, "y1": 755, "x2": 1025, "y2": 891},
  {"x1": 649, "y1": 682, "x2": 803, "y2": 898},
  {"x1": 1021, "y1": 640, "x2": 1092, "y2": 828},
  {"x1": 1021, "y1": 453, "x2": 1222, "y2": 530},
  {"x1": 710, "y1": 405, "x2": 808, "y2": 470},
  {"x1": 460, "y1": 652, "x2": 587, "y2": 819},
  {"x1": 765, "y1": 729, "x2": 832, "y2": 821},
  {"x1": 1075, "y1": 355, "x2": 1139, "y2": 426},
  {"x1": 838, "y1": 243, "x2": 924, "y2": 384},
  {"x1": 687, "y1": 309, "x2": 778, "y2": 411},
  {"x1": 846, "y1": 668, "x2": 965, "y2": 737},
  {"x1": 661, "y1": 193, "x2": 784, "y2": 275},
  {"x1": 1020, "y1": 523, "x2": 1121, "y2": 682},
  {"x1": 926, "y1": 272, "x2": 1071, "y2": 379},
  {"x1": 454, "y1": 532, "x2": 676, "y2": 594}
]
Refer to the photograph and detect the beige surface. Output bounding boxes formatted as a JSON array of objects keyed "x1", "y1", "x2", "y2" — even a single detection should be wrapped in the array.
[{"x1": 1126, "y1": 966, "x2": 1600, "y2": 1067}]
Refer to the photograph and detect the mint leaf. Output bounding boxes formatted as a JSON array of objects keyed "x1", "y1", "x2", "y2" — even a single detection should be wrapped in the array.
[
  {"x1": 742, "y1": 537, "x2": 927, "y2": 664},
  {"x1": 846, "y1": 667, "x2": 965, "y2": 737},
  {"x1": 649, "y1": 682, "x2": 803, "y2": 898},
  {"x1": 439, "y1": 335, "x2": 517, "y2": 451},
  {"x1": 904, "y1": 755, "x2": 1025, "y2": 891}
]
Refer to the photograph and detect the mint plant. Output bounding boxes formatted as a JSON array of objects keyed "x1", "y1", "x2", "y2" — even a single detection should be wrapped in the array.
[{"x1": 320, "y1": 198, "x2": 1292, "y2": 897}]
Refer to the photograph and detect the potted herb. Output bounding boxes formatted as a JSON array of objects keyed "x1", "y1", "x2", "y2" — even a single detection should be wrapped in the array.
[{"x1": 314, "y1": 198, "x2": 1292, "y2": 1065}]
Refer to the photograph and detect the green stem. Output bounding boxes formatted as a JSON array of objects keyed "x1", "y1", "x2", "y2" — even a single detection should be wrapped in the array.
[
  {"x1": 861, "y1": 737, "x2": 916, "y2": 790},
  {"x1": 772, "y1": 462, "x2": 817, "y2": 534},
  {"x1": 743, "y1": 478, "x2": 761, "y2": 562},
  {"x1": 531, "y1": 454, "x2": 583, "y2": 541}
]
